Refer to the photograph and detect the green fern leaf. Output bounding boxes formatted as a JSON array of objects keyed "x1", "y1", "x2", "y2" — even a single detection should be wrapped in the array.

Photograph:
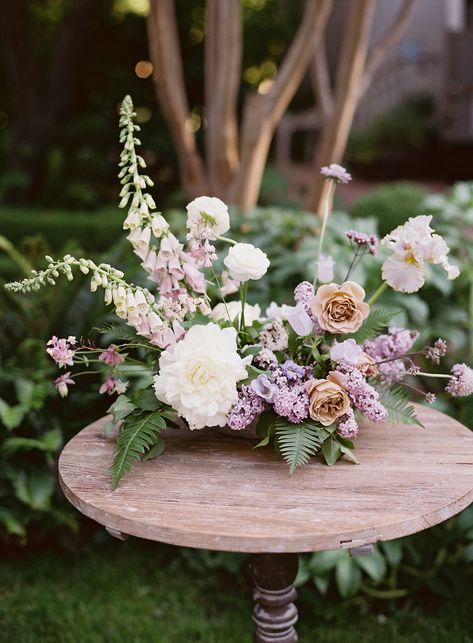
[
  {"x1": 347, "y1": 307, "x2": 399, "y2": 343},
  {"x1": 92, "y1": 321, "x2": 139, "y2": 341},
  {"x1": 275, "y1": 421, "x2": 324, "y2": 474},
  {"x1": 111, "y1": 410, "x2": 166, "y2": 488},
  {"x1": 378, "y1": 386, "x2": 424, "y2": 428}
]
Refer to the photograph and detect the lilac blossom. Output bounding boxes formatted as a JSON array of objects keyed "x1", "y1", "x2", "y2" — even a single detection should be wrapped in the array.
[
  {"x1": 337, "y1": 407, "x2": 359, "y2": 439},
  {"x1": 425, "y1": 338, "x2": 447, "y2": 365},
  {"x1": 227, "y1": 385, "x2": 266, "y2": 430},
  {"x1": 337, "y1": 362, "x2": 387, "y2": 423},
  {"x1": 281, "y1": 360, "x2": 306, "y2": 381},
  {"x1": 445, "y1": 363, "x2": 473, "y2": 397},
  {"x1": 363, "y1": 327, "x2": 419, "y2": 383},
  {"x1": 272, "y1": 381, "x2": 310, "y2": 424},
  {"x1": 259, "y1": 320, "x2": 289, "y2": 351}
]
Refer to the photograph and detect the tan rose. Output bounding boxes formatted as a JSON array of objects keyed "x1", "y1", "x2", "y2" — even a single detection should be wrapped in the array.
[
  {"x1": 311, "y1": 281, "x2": 369, "y2": 334},
  {"x1": 357, "y1": 351, "x2": 378, "y2": 377},
  {"x1": 305, "y1": 376, "x2": 350, "y2": 426}
]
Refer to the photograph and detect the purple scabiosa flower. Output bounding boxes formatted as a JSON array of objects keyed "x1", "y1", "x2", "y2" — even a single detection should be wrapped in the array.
[
  {"x1": 250, "y1": 375, "x2": 278, "y2": 402},
  {"x1": 445, "y1": 363, "x2": 473, "y2": 397},
  {"x1": 337, "y1": 407, "x2": 359, "y2": 439},
  {"x1": 320, "y1": 164, "x2": 352, "y2": 184},
  {"x1": 227, "y1": 385, "x2": 266, "y2": 430},
  {"x1": 281, "y1": 360, "x2": 306, "y2": 381}
]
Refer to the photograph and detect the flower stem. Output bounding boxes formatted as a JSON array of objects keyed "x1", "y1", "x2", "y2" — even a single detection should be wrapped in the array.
[
  {"x1": 216, "y1": 235, "x2": 237, "y2": 245},
  {"x1": 314, "y1": 181, "x2": 336, "y2": 287},
  {"x1": 416, "y1": 372, "x2": 452, "y2": 379},
  {"x1": 239, "y1": 282, "x2": 247, "y2": 332},
  {"x1": 367, "y1": 282, "x2": 388, "y2": 305},
  {"x1": 210, "y1": 265, "x2": 232, "y2": 323}
]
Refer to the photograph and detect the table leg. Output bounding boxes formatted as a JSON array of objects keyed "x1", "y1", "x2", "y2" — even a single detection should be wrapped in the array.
[{"x1": 249, "y1": 553, "x2": 299, "y2": 643}]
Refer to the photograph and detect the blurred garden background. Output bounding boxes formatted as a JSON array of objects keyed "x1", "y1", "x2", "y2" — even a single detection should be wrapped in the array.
[{"x1": 1, "y1": 0, "x2": 473, "y2": 640}]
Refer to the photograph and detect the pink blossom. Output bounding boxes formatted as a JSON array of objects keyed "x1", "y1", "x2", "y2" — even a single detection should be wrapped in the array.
[
  {"x1": 320, "y1": 164, "x2": 352, "y2": 184},
  {"x1": 99, "y1": 377, "x2": 129, "y2": 396},
  {"x1": 98, "y1": 346, "x2": 124, "y2": 366},
  {"x1": 54, "y1": 372, "x2": 75, "y2": 398},
  {"x1": 46, "y1": 336, "x2": 76, "y2": 368},
  {"x1": 445, "y1": 363, "x2": 473, "y2": 397},
  {"x1": 337, "y1": 407, "x2": 358, "y2": 438}
]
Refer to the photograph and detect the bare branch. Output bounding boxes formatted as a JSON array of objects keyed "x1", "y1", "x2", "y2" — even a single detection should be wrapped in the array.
[
  {"x1": 310, "y1": 34, "x2": 334, "y2": 124},
  {"x1": 147, "y1": 0, "x2": 207, "y2": 197},
  {"x1": 205, "y1": 0, "x2": 242, "y2": 197},
  {"x1": 362, "y1": 0, "x2": 418, "y2": 94}
]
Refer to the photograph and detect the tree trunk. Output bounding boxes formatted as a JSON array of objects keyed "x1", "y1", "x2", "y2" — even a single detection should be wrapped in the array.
[
  {"x1": 230, "y1": 0, "x2": 333, "y2": 209},
  {"x1": 305, "y1": 0, "x2": 377, "y2": 214},
  {"x1": 147, "y1": 0, "x2": 208, "y2": 198},
  {"x1": 205, "y1": 0, "x2": 242, "y2": 198}
]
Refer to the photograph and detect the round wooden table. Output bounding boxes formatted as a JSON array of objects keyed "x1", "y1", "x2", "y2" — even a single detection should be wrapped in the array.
[{"x1": 59, "y1": 405, "x2": 473, "y2": 642}]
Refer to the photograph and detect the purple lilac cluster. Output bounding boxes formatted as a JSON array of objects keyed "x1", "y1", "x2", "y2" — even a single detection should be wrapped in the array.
[
  {"x1": 294, "y1": 281, "x2": 323, "y2": 334},
  {"x1": 227, "y1": 360, "x2": 311, "y2": 429},
  {"x1": 337, "y1": 362, "x2": 387, "y2": 423},
  {"x1": 227, "y1": 385, "x2": 266, "y2": 431},
  {"x1": 337, "y1": 407, "x2": 359, "y2": 439},
  {"x1": 445, "y1": 363, "x2": 473, "y2": 397},
  {"x1": 363, "y1": 327, "x2": 419, "y2": 383},
  {"x1": 259, "y1": 320, "x2": 289, "y2": 351},
  {"x1": 345, "y1": 230, "x2": 378, "y2": 256}
]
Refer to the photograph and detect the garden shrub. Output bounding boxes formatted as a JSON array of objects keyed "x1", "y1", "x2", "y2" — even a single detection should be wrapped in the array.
[{"x1": 350, "y1": 182, "x2": 428, "y2": 237}]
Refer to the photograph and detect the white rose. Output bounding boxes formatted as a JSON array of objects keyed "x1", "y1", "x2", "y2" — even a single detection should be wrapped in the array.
[
  {"x1": 211, "y1": 301, "x2": 261, "y2": 326},
  {"x1": 186, "y1": 196, "x2": 230, "y2": 238},
  {"x1": 224, "y1": 243, "x2": 270, "y2": 282},
  {"x1": 153, "y1": 323, "x2": 251, "y2": 430}
]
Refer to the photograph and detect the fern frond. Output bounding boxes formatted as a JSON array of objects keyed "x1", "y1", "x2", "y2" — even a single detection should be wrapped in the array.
[
  {"x1": 347, "y1": 307, "x2": 399, "y2": 343},
  {"x1": 92, "y1": 321, "x2": 139, "y2": 341},
  {"x1": 110, "y1": 411, "x2": 166, "y2": 487},
  {"x1": 378, "y1": 386, "x2": 424, "y2": 427},
  {"x1": 275, "y1": 421, "x2": 324, "y2": 474}
]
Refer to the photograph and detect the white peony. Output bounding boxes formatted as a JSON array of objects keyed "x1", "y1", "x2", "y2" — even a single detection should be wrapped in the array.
[
  {"x1": 224, "y1": 243, "x2": 270, "y2": 282},
  {"x1": 186, "y1": 196, "x2": 230, "y2": 239},
  {"x1": 211, "y1": 301, "x2": 262, "y2": 326},
  {"x1": 153, "y1": 323, "x2": 250, "y2": 430}
]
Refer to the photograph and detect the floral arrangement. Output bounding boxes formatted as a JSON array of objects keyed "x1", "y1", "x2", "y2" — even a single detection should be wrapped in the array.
[{"x1": 6, "y1": 96, "x2": 473, "y2": 487}]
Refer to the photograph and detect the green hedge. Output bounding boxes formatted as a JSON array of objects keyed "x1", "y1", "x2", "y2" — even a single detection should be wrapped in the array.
[{"x1": 0, "y1": 207, "x2": 124, "y2": 253}]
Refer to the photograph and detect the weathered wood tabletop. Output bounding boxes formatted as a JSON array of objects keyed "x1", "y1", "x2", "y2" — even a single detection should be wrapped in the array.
[{"x1": 59, "y1": 404, "x2": 473, "y2": 554}]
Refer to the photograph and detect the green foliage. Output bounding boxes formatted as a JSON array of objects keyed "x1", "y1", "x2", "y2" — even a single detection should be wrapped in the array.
[
  {"x1": 275, "y1": 419, "x2": 328, "y2": 474},
  {"x1": 350, "y1": 182, "x2": 427, "y2": 238},
  {"x1": 347, "y1": 306, "x2": 399, "y2": 343},
  {"x1": 110, "y1": 410, "x2": 166, "y2": 488},
  {"x1": 378, "y1": 386, "x2": 424, "y2": 428}
]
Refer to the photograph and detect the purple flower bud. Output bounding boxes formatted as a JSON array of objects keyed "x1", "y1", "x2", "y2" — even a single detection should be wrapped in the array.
[
  {"x1": 250, "y1": 375, "x2": 278, "y2": 402},
  {"x1": 286, "y1": 303, "x2": 313, "y2": 337}
]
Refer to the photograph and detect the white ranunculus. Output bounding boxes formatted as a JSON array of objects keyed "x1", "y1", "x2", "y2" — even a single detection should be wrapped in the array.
[
  {"x1": 211, "y1": 301, "x2": 262, "y2": 326},
  {"x1": 153, "y1": 323, "x2": 250, "y2": 430},
  {"x1": 186, "y1": 196, "x2": 230, "y2": 239},
  {"x1": 224, "y1": 243, "x2": 270, "y2": 282}
]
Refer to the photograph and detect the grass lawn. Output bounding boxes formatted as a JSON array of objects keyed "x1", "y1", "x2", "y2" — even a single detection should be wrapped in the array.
[{"x1": 1, "y1": 539, "x2": 472, "y2": 643}]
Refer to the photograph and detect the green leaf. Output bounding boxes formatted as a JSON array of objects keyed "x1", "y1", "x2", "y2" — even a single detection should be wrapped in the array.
[
  {"x1": 15, "y1": 379, "x2": 35, "y2": 408},
  {"x1": 378, "y1": 386, "x2": 424, "y2": 427},
  {"x1": 346, "y1": 306, "x2": 399, "y2": 343},
  {"x1": 338, "y1": 442, "x2": 359, "y2": 465},
  {"x1": 354, "y1": 548, "x2": 387, "y2": 583},
  {"x1": 0, "y1": 509, "x2": 26, "y2": 537},
  {"x1": 107, "y1": 395, "x2": 136, "y2": 423},
  {"x1": 275, "y1": 420, "x2": 324, "y2": 474},
  {"x1": 335, "y1": 555, "x2": 362, "y2": 598},
  {"x1": 380, "y1": 540, "x2": 404, "y2": 567},
  {"x1": 11, "y1": 470, "x2": 55, "y2": 511},
  {"x1": 132, "y1": 388, "x2": 160, "y2": 412},
  {"x1": 322, "y1": 437, "x2": 342, "y2": 466},
  {"x1": 142, "y1": 437, "x2": 166, "y2": 461},
  {"x1": 110, "y1": 410, "x2": 166, "y2": 488},
  {"x1": 0, "y1": 399, "x2": 26, "y2": 430},
  {"x1": 3, "y1": 429, "x2": 62, "y2": 455},
  {"x1": 92, "y1": 321, "x2": 138, "y2": 341}
]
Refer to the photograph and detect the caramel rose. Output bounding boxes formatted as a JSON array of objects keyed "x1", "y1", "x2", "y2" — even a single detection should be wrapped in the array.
[
  {"x1": 311, "y1": 281, "x2": 369, "y2": 334},
  {"x1": 305, "y1": 377, "x2": 350, "y2": 426},
  {"x1": 357, "y1": 351, "x2": 378, "y2": 377}
]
